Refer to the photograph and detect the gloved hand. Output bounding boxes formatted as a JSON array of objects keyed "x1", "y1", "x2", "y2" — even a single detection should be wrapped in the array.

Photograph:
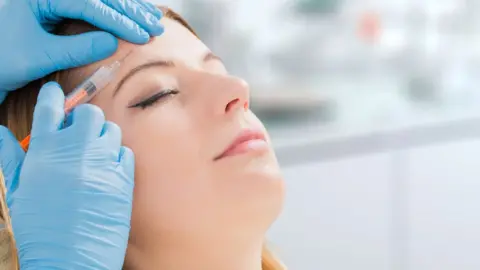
[
  {"x1": 0, "y1": 0, "x2": 165, "y2": 103},
  {"x1": 7, "y1": 82, "x2": 135, "y2": 270}
]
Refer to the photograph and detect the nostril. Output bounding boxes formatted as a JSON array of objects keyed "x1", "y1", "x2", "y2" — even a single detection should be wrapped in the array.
[
  {"x1": 243, "y1": 101, "x2": 249, "y2": 111},
  {"x1": 225, "y1": 98, "x2": 239, "y2": 113}
]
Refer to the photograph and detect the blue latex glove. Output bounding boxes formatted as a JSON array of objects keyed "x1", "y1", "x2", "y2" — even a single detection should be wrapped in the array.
[
  {"x1": 0, "y1": 127, "x2": 25, "y2": 209},
  {"x1": 4, "y1": 82, "x2": 135, "y2": 269},
  {"x1": 0, "y1": 0, "x2": 164, "y2": 103}
]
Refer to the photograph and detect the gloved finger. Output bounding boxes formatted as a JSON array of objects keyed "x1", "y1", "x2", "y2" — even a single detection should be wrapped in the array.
[
  {"x1": 102, "y1": 0, "x2": 164, "y2": 36},
  {"x1": 50, "y1": 0, "x2": 149, "y2": 44},
  {"x1": 99, "y1": 121, "x2": 122, "y2": 160},
  {"x1": 69, "y1": 104, "x2": 105, "y2": 141},
  {"x1": 118, "y1": 146, "x2": 135, "y2": 180},
  {"x1": 47, "y1": 32, "x2": 117, "y2": 71},
  {"x1": 31, "y1": 82, "x2": 66, "y2": 137},
  {"x1": 0, "y1": 126, "x2": 25, "y2": 206},
  {"x1": 134, "y1": 0, "x2": 163, "y2": 19}
]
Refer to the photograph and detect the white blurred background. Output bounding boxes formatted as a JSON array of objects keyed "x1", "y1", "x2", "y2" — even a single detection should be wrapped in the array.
[{"x1": 151, "y1": 0, "x2": 480, "y2": 269}]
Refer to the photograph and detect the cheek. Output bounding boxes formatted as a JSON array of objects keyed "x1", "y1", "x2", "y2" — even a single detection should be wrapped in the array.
[
  {"x1": 125, "y1": 109, "x2": 200, "y2": 186},
  {"x1": 115, "y1": 107, "x2": 219, "y2": 230}
]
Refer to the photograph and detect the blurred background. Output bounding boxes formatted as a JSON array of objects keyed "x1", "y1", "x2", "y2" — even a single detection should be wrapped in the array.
[{"x1": 152, "y1": 0, "x2": 480, "y2": 269}]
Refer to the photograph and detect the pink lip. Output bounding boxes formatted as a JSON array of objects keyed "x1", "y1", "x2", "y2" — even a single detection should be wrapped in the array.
[{"x1": 214, "y1": 129, "x2": 268, "y2": 161}]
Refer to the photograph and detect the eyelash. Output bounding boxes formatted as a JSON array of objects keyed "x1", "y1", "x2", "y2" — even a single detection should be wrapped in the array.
[{"x1": 129, "y1": 89, "x2": 180, "y2": 109}]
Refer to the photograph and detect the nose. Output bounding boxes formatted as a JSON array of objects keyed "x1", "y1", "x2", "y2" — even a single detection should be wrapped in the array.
[
  {"x1": 213, "y1": 76, "x2": 250, "y2": 116},
  {"x1": 187, "y1": 71, "x2": 251, "y2": 120}
]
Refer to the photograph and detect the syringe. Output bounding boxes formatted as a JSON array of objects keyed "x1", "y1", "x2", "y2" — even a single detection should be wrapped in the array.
[{"x1": 19, "y1": 60, "x2": 122, "y2": 151}]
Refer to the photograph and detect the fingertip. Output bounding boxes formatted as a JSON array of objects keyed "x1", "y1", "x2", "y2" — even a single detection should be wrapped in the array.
[
  {"x1": 119, "y1": 146, "x2": 133, "y2": 160},
  {"x1": 74, "y1": 103, "x2": 105, "y2": 117},
  {"x1": 109, "y1": 0, "x2": 163, "y2": 39},
  {"x1": 43, "y1": 81, "x2": 61, "y2": 88},
  {"x1": 144, "y1": 1, "x2": 163, "y2": 19},
  {"x1": 119, "y1": 146, "x2": 135, "y2": 178},
  {"x1": 36, "y1": 82, "x2": 65, "y2": 112},
  {"x1": 100, "y1": 121, "x2": 122, "y2": 151},
  {"x1": 129, "y1": 25, "x2": 150, "y2": 44},
  {"x1": 31, "y1": 82, "x2": 66, "y2": 135},
  {"x1": 154, "y1": 7, "x2": 164, "y2": 20},
  {"x1": 100, "y1": 121, "x2": 121, "y2": 138},
  {"x1": 107, "y1": 11, "x2": 150, "y2": 44},
  {"x1": 70, "y1": 104, "x2": 106, "y2": 139},
  {"x1": 37, "y1": 81, "x2": 64, "y2": 104},
  {"x1": 119, "y1": 146, "x2": 133, "y2": 163},
  {"x1": 111, "y1": 21, "x2": 150, "y2": 44},
  {"x1": 149, "y1": 22, "x2": 164, "y2": 37}
]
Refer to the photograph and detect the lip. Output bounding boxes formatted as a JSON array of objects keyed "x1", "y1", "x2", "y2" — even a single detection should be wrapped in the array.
[{"x1": 214, "y1": 128, "x2": 268, "y2": 161}]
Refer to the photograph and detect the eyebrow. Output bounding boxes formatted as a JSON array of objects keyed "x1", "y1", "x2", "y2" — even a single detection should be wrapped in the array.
[{"x1": 112, "y1": 52, "x2": 223, "y2": 97}]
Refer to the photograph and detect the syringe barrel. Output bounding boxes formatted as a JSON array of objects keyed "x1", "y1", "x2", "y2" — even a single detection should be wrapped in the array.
[
  {"x1": 88, "y1": 61, "x2": 121, "y2": 91},
  {"x1": 64, "y1": 61, "x2": 121, "y2": 109}
]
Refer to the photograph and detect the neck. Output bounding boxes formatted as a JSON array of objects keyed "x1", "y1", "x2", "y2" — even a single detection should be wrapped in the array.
[{"x1": 125, "y1": 233, "x2": 264, "y2": 270}]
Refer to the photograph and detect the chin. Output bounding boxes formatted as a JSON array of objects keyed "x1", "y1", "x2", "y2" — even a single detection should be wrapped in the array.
[
  {"x1": 254, "y1": 172, "x2": 285, "y2": 231},
  {"x1": 222, "y1": 153, "x2": 285, "y2": 232}
]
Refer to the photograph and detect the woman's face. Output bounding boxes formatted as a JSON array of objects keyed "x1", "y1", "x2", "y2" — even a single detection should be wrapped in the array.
[{"x1": 80, "y1": 17, "x2": 284, "y2": 247}]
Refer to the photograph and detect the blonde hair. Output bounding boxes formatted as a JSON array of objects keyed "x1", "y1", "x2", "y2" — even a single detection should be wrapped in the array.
[
  {"x1": 0, "y1": 6, "x2": 285, "y2": 270},
  {"x1": 0, "y1": 171, "x2": 18, "y2": 270}
]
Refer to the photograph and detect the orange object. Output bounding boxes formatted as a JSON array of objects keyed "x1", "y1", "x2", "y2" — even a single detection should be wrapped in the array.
[
  {"x1": 20, "y1": 135, "x2": 31, "y2": 151},
  {"x1": 19, "y1": 89, "x2": 88, "y2": 152}
]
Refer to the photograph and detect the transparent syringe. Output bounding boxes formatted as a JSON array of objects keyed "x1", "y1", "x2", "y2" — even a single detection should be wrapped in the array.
[{"x1": 19, "y1": 61, "x2": 122, "y2": 151}]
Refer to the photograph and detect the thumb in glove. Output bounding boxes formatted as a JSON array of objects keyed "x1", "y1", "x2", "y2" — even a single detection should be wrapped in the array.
[{"x1": 43, "y1": 32, "x2": 118, "y2": 73}]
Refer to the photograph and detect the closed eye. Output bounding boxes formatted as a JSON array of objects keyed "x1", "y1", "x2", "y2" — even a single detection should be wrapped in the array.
[{"x1": 128, "y1": 89, "x2": 179, "y2": 109}]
